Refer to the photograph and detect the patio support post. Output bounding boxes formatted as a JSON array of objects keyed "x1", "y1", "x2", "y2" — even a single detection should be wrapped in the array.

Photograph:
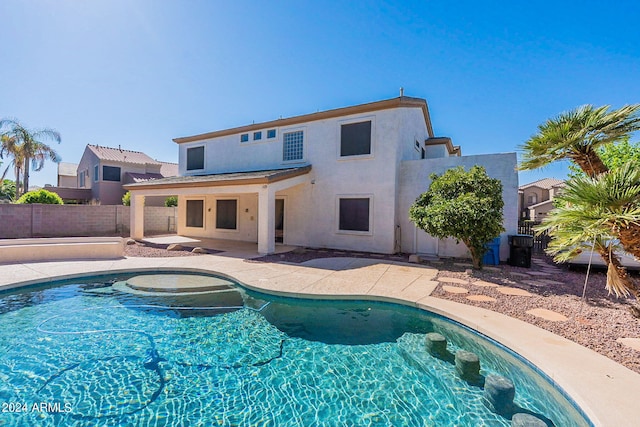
[
  {"x1": 130, "y1": 193, "x2": 145, "y2": 240},
  {"x1": 258, "y1": 185, "x2": 276, "y2": 254}
]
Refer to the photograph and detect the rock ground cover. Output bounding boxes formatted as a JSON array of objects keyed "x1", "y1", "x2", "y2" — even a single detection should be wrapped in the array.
[{"x1": 124, "y1": 243, "x2": 640, "y2": 374}]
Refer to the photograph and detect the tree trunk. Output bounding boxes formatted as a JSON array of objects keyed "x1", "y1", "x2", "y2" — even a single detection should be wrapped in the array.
[
  {"x1": 617, "y1": 225, "x2": 640, "y2": 262},
  {"x1": 14, "y1": 164, "x2": 21, "y2": 199},
  {"x1": 572, "y1": 148, "x2": 609, "y2": 178},
  {"x1": 23, "y1": 156, "x2": 30, "y2": 194}
]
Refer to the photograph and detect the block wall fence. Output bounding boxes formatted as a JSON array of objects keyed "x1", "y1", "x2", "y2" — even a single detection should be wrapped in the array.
[{"x1": 0, "y1": 204, "x2": 177, "y2": 238}]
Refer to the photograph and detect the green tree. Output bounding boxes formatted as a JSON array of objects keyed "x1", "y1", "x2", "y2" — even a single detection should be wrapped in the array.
[
  {"x1": 16, "y1": 189, "x2": 63, "y2": 204},
  {"x1": 568, "y1": 137, "x2": 640, "y2": 179},
  {"x1": 165, "y1": 196, "x2": 178, "y2": 207},
  {"x1": 539, "y1": 164, "x2": 640, "y2": 303},
  {"x1": 519, "y1": 104, "x2": 640, "y2": 177},
  {"x1": 0, "y1": 134, "x2": 24, "y2": 197},
  {"x1": 0, "y1": 118, "x2": 61, "y2": 197},
  {"x1": 0, "y1": 179, "x2": 16, "y2": 201},
  {"x1": 122, "y1": 191, "x2": 131, "y2": 206},
  {"x1": 409, "y1": 166, "x2": 504, "y2": 269}
]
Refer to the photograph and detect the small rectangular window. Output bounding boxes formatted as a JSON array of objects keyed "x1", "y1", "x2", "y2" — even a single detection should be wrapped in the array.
[
  {"x1": 421, "y1": 147, "x2": 426, "y2": 159},
  {"x1": 102, "y1": 166, "x2": 121, "y2": 182},
  {"x1": 283, "y1": 130, "x2": 304, "y2": 161},
  {"x1": 240, "y1": 134, "x2": 249, "y2": 143},
  {"x1": 79, "y1": 171, "x2": 85, "y2": 187},
  {"x1": 341, "y1": 121, "x2": 372, "y2": 157},
  {"x1": 253, "y1": 131, "x2": 262, "y2": 141},
  {"x1": 267, "y1": 129, "x2": 276, "y2": 139},
  {"x1": 216, "y1": 199, "x2": 237, "y2": 230},
  {"x1": 186, "y1": 146, "x2": 205, "y2": 171},
  {"x1": 94, "y1": 165, "x2": 99, "y2": 182},
  {"x1": 339, "y1": 198, "x2": 370, "y2": 232},
  {"x1": 186, "y1": 200, "x2": 204, "y2": 228}
]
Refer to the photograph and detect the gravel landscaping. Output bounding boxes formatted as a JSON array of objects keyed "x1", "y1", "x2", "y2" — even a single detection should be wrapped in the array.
[{"x1": 124, "y1": 243, "x2": 640, "y2": 374}]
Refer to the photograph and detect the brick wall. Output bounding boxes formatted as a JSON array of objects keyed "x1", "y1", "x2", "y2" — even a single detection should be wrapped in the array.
[{"x1": 0, "y1": 205, "x2": 177, "y2": 238}]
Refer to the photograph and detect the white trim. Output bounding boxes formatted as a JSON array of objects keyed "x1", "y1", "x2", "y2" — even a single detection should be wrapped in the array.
[
  {"x1": 336, "y1": 115, "x2": 375, "y2": 161},
  {"x1": 281, "y1": 127, "x2": 306, "y2": 164},
  {"x1": 335, "y1": 194, "x2": 374, "y2": 236},
  {"x1": 214, "y1": 197, "x2": 240, "y2": 233}
]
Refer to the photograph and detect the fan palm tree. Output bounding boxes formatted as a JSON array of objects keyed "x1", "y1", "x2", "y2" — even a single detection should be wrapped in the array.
[
  {"x1": 0, "y1": 119, "x2": 61, "y2": 196},
  {"x1": 539, "y1": 165, "x2": 640, "y2": 305},
  {"x1": 520, "y1": 104, "x2": 640, "y2": 177},
  {"x1": 0, "y1": 134, "x2": 24, "y2": 197}
]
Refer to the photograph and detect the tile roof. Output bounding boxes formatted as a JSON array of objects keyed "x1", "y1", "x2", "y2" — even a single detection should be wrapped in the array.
[
  {"x1": 87, "y1": 144, "x2": 160, "y2": 165},
  {"x1": 125, "y1": 172, "x2": 165, "y2": 183},
  {"x1": 159, "y1": 162, "x2": 179, "y2": 177},
  {"x1": 124, "y1": 165, "x2": 312, "y2": 190},
  {"x1": 519, "y1": 178, "x2": 565, "y2": 190}
]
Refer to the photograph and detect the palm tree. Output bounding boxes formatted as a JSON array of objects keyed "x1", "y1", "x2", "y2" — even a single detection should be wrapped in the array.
[
  {"x1": 520, "y1": 104, "x2": 640, "y2": 177},
  {"x1": 539, "y1": 165, "x2": 640, "y2": 312},
  {"x1": 0, "y1": 119, "x2": 61, "y2": 196},
  {"x1": 0, "y1": 134, "x2": 24, "y2": 197}
]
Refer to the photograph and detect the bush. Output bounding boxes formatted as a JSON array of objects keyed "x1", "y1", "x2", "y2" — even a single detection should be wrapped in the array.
[
  {"x1": 409, "y1": 165, "x2": 504, "y2": 269},
  {"x1": 16, "y1": 189, "x2": 63, "y2": 205},
  {"x1": 122, "y1": 191, "x2": 131, "y2": 206},
  {"x1": 165, "y1": 196, "x2": 178, "y2": 207}
]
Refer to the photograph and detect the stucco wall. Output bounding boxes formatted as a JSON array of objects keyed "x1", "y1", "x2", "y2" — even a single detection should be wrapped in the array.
[
  {"x1": 0, "y1": 205, "x2": 176, "y2": 238},
  {"x1": 398, "y1": 153, "x2": 519, "y2": 260}
]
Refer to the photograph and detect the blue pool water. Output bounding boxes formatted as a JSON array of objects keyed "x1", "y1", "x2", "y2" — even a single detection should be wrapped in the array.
[{"x1": 0, "y1": 272, "x2": 590, "y2": 426}]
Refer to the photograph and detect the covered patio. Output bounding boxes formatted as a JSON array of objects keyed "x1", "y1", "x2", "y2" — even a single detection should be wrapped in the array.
[{"x1": 124, "y1": 166, "x2": 311, "y2": 254}]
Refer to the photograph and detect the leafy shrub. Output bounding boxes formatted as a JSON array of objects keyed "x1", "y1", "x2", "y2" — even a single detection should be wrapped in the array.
[
  {"x1": 122, "y1": 191, "x2": 131, "y2": 206},
  {"x1": 16, "y1": 189, "x2": 63, "y2": 205},
  {"x1": 165, "y1": 196, "x2": 178, "y2": 207}
]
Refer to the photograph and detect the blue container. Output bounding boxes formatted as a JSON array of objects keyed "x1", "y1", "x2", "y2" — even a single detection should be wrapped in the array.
[{"x1": 482, "y1": 237, "x2": 501, "y2": 265}]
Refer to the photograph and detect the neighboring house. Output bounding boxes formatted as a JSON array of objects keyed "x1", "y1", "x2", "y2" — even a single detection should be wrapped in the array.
[
  {"x1": 125, "y1": 95, "x2": 518, "y2": 256},
  {"x1": 518, "y1": 178, "x2": 565, "y2": 221},
  {"x1": 57, "y1": 162, "x2": 78, "y2": 187},
  {"x1": 75, "y1": 145, "x2": 178, "y2": 205}
]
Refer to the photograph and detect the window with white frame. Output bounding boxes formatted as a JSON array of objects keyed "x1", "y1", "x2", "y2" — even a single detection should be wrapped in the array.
[
  {"x1": 186, "y1": 146, "x2": 205, "y2": 171},
  {"x1": 340, "y1": 121, "x2": 372, "y2": 157},
  {"x1": 253, "y1": 131, "x2": 262, "y2": 141},
  {"x1": 283, "y1": 130, "x2": 304, "y2": 161},
  {"x1": 338, "y1": 197, "x2": 370, "y2": 232},
  {"x1": 186, "y1": 200, "x2": 204, "y2": 228},
  {"x1": 216, "y1": 199, "x2": 237, "y2": 230},
  {"x1": 267, "y1": 129, "x2": 276, "y2": 139}
]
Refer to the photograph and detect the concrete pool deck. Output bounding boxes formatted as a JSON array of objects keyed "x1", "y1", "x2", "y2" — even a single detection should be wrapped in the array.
[{"x1": 1, "y1": 253, "x2": 638, "y2": 426}]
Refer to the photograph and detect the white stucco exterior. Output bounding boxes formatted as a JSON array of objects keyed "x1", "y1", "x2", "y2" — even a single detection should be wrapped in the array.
[{"x1": 126, "y1": 96, "x2": 518, "y2": 257}]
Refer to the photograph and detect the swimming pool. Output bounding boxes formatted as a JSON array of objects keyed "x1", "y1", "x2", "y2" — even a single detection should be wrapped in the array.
[{"x1": 0, "y1": 272, "x2": 591, "y2": 426}]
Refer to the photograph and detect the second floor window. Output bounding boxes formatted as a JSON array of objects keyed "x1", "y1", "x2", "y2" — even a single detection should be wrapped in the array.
[
  {"x1": 341, "y1": 121, "x2": 371, "y2": 157},
  {"x1": 186, "y1": 146, "x2": 205, "y2": 171},
  {"x1": 283, "y1": 130, "x2": 303, "y2": 161},
  {"x1": 102, "y1": 166, "x2": 121, "y2": 182}
]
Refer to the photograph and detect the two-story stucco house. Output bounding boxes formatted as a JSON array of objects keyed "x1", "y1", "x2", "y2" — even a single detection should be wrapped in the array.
[
  {"x1": 77, "y1": 144, "x2": 178, "y2": 205},
  {"x1": 125, "y1": 96, "x2": 518, "y2": 257},
  {"x1": 518, "y1": 178, "x2": 565, "y2": 221}
]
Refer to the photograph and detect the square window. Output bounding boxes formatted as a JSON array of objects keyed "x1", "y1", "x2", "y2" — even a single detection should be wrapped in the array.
[
  {"x1": 267, "y1": 129, "x2": 276, "y2": 139},
  {"x1": 102, "y1": 165, "x2": 121, "y2": 182},
  {"x1": 283, "y1": 130, "x2": 304, "y2": 161},
  {"x1": 341, "y1": 121, "x2": 371, "y2": 157},
  {"x1": 339, "y1": 198, "x2": 370, "y2": 232},
  {"x1": 186, "y1": 146, "x2": 205, "y2": 171},
  {"x1": 240, "y1": 134, "x2": 249, "y2": 143},
  {"x1": 253, "y1": 131, "x2": 262, "y2": 141},
  {"x1": 186, "y1": 200, "x2": 204, "y2": 228},
  {"x1": 216, "y1": 199, "x2": 237, "y2": 230}
]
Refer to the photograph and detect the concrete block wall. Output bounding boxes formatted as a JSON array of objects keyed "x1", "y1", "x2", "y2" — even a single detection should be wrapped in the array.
[{"x1": 0, "y1": 205, "x2": 177, "y2": 238}]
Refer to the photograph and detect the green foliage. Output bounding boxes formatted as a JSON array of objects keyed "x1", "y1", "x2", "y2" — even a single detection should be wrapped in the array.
[
  {"x1": 568, "y1": 137, "x2": 640, "y2": 178},
  {"x1": 165, "y1": 196, "x2": 178, "y2": 207},
  {"x1": 16, "y1": 189, "x2": 63, "y2": 205},
  {"x1": 122, "y1": 191, "x2": 131, "y2": 206},
  {"x1": 0, "y1": 179, "x2": 16, "y2": 201},
  {"x1": 409, "y1": 166, "x2": 504, "y2": 269}
]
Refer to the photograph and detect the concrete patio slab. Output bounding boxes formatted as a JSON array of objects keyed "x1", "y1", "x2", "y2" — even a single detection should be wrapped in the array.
[{"x1": 616, "y1": 338, "x2": 640, "y2": 351}]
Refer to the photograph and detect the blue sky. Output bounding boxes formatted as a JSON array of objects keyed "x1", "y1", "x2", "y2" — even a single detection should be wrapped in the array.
[{"x1": 1, "y1": 0, "x2": 639, "y2": 187}]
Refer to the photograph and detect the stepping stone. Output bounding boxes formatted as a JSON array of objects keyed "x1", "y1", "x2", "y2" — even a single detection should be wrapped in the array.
[
  {"x1": 616, "y1": 338, "x2": 640, "y2": 351},
  {"x1": 438, "y1": 277, "x2": 468, "y2": 284},
  {"x1": 442, "y1": 285, "x2": 469, "y2": 294},
  {"x1": 509, "y1": 272, "x2": 530, "y2": 278},
  {"x1": 472, "y1": 280, "x2": 500, "y2": 288},
  {"x1": 482, "y1": 266, "x2": 502, "y2": 272},
  {"x1": 522, "y1": 280, "x2": 546, "y2": 287},
  {"x1": 526, "y1": 308, "x2": 568, "y2": 322},
  {"x1": 527, "y1": 271, "x2": 551, "y2": 277},
  {"x1": 538, "y1": 279, "x2": 564, "y2": 285},
  {"x1": 496, "y1": 287, "x2": 532, "y2": 296},
  {"x1": 467, "y1": 295, "x2": 496, "y2": 302}
]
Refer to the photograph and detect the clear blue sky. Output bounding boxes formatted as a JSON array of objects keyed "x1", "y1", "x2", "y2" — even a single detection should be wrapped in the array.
[{"x1": 1, "y1": 0, "x2": 639, "y2": 187}]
